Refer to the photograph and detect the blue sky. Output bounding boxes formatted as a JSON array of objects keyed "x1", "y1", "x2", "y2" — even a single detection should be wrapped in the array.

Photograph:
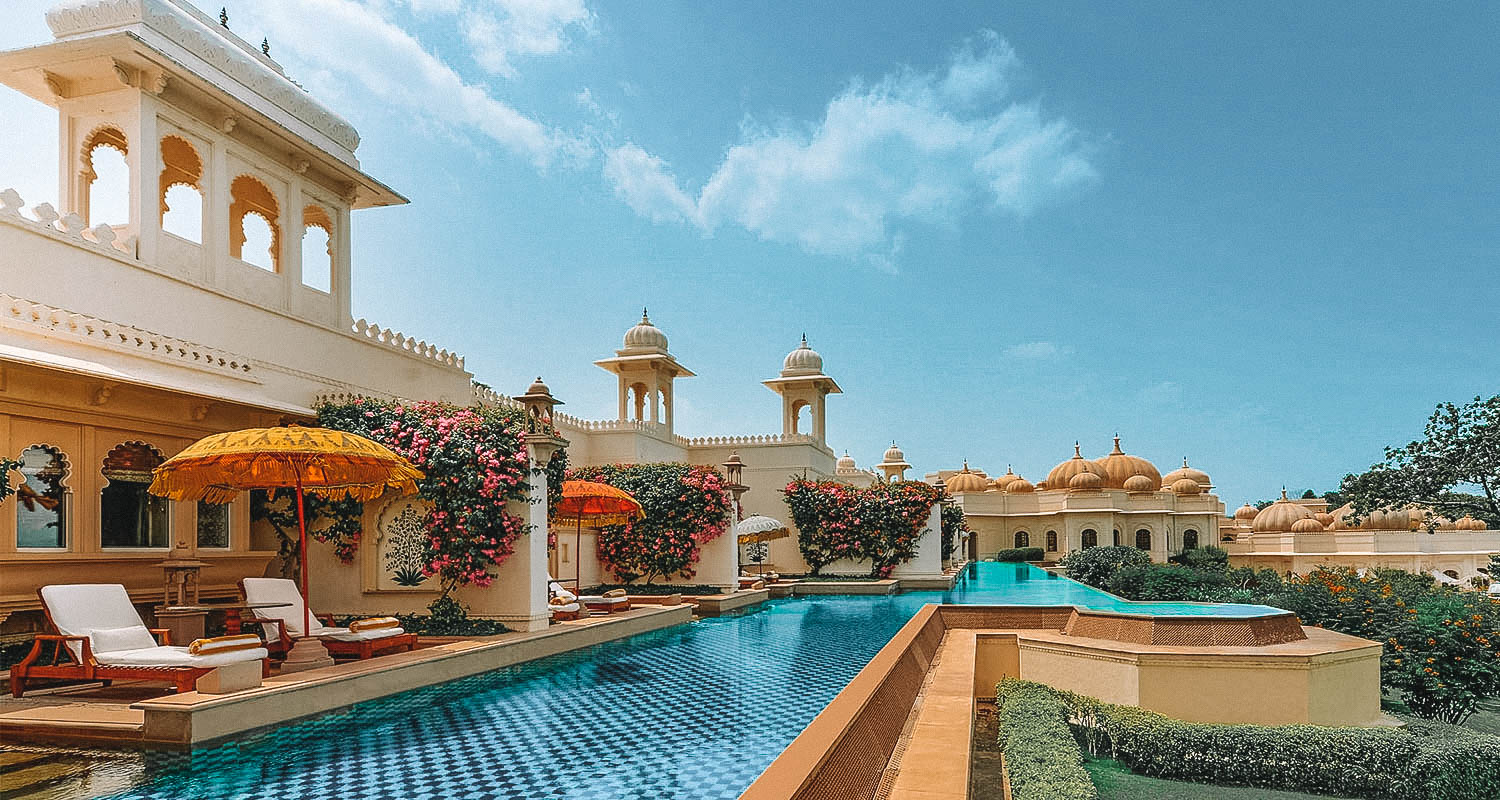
[{"x1": 1, "y1": 1, "x2": 1496, "y2": 507}]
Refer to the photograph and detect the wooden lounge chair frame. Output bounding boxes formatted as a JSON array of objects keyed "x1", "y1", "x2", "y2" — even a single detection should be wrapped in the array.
[
  {"x1": 10, "y1": 590, "x2": 268, "y2": 697},
  {"x1": 238, "y1": 579, "x2": 417, "y2": 661}
]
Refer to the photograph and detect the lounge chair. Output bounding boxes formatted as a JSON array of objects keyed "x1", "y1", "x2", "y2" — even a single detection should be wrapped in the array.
[
  {"x1": 547, "y1": 582, "x2": 582, "y2": 621},
  {"x1": 10, "y1": 584, "x2": 268, "y2": 697},
  {"x1": 240, "y1": 578, "x2": 417, "y2": 660},
  {"x1": 548, "y1": 576, "x2": 630, "y2": 614}
]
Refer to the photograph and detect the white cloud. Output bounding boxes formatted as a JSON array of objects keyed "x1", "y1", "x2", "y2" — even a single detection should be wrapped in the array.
[
  {"x1": 241, "y1": 0, "x2": 581, "y2": 168},
  {"x1": 604, "y1": 31, "x2": 1095, "y2": 265},
  {"x1": 460, "y1": 0, "x2": 593, "y2": 78},
  {"x1": 1003, "y1": 341, "x2": 1072, "y2": 360}
]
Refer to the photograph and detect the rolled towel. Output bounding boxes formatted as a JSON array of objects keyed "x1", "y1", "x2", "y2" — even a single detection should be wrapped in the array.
[
  {"x1": 602, "y1": 588, "x2": 628, "y2": 598},
  {"x1": 348, "y1": 616, "x2": 401, "y2": 633},
  {"x1": 549, "y1": 595, "x2": 575, "y2": 607},
  {"x1": 187, "y1": 634, "x2": 264, "y2": 656}
]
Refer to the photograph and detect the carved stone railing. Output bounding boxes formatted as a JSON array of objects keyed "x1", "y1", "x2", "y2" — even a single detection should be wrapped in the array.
[
  {"x1": 683, "y1": 433, "x2": 817, "y2": 447},
  {"x1": 471, "y1": 383, "x2": 523, "y2": 410},
  {"x1": 1, "y1": 291, "x2": 257, "y2": 380},
  {"x1": 1, "y1": 188, "x2": 138, "y2": 258},
  {"x1": 350, "y1": 318, "x2": 464, "y2": 370}
]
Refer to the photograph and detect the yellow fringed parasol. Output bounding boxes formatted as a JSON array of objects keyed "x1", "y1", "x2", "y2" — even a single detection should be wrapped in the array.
[
  {"x1": 552, "y1": 480, "x2": 644, "y2": 589},
  {"x1": 150, "y1": 425, "x2": 423, "y2": 654}
]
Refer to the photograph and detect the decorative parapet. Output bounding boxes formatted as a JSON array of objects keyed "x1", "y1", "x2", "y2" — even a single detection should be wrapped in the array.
[
  {"x1": 1, "y1": 188, "x2": 138, "y2": 258},
  {"x1": 683, "y1": 433, "x2": 818, "y2": 447},
  {"x1": 471, "y1": 383, "x2": 523, "y2": 410},
  {"x1": 1, "y1": 291, "x2": 257, "y2": 381},
  {"x1": 349, "y1": 318, "x2": 464, "y2": 371}
]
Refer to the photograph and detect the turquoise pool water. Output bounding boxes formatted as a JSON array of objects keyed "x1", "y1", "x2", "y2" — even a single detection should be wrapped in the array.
[{"x1": 92, "y1": 563, "x2": 1284, "y2": 800}]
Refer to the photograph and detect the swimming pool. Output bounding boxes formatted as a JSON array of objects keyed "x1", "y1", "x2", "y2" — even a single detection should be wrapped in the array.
[{"x1": 89, "y1": 564, "x2": 1285, "y2": 800}]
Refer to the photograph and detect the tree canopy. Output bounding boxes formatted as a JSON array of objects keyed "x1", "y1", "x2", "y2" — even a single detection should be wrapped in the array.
[{"x1": 1339, "y1": 395, "x2": 1500, "y2": 528}]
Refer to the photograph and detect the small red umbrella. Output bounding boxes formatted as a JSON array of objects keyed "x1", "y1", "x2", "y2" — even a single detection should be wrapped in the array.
[{"x1": 552, "y1": 480, "x2": 644, "y2": 589}]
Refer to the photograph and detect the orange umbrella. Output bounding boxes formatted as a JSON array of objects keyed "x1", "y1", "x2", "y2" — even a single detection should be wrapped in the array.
[
  {"x1": 149, "y1": 426, "x2": 423, "y2": 652},
  {"x1": 553, "y1": 480, "x2": 643, "y2": 589}
]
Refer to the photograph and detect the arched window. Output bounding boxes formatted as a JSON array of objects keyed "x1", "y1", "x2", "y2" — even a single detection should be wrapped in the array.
[
  {"x1": 790, "y1": 399, "x2": 810, "y2": 435},
  {"x1": 1081, "y1": 529, "x2": 1098, "y2": 549},
  {"x1": 1112, "y1": 528, "x2": 1121, "y2": 546},
  {"x1": 100, "y1": 443, "x2": 170, "y2": 548},
  {"x1": 230, "y1": 175, "x2": 280, "y2": 270},
  {"x1": 82, "y1": 126, "x2": 130, "y2": 228},
  {"x1": 301, "y1": 205, "x2": 334, "y2": 292},
  {"x1": 159, "y1": 135, "x2": 203, "y2": 241},
  {"x1": 1182, "y1": 530, "x2": 1199, "y2": 551},
  {"x1": 1013, "y1": 531, "x2": 1029, "y2": 548},
  {"x1": 1135, "y1": 529, "x2": 1151, "y2": 551},
  {"x1": 1045, "y1": 530, "x2": 1058, "y2": 552},
  {"x1": 15, "y1": 445, "x2": 69, "y2": 548},
  {"x1": 630, "y1": 382, "x2": 648, "y2": 420}
]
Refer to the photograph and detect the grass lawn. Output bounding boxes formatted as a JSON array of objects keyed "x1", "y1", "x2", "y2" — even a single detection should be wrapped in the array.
[{"x1": 1085, "y1": 758, "x2": 1345, "y2": 800}]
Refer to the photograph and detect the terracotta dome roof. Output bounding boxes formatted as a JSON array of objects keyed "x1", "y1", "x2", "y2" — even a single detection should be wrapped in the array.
[
  {"x1": 883, "y1": 443, "x2": 906, "y2": 463},
  {"x1": 524, "y1": 376, "x2": 551, "y2": 396},
  {"x1": 1252, "y1": 490, "x2": 1316, "y2": 532},
  {"x1": 1367, "y1": 508, "x2": 1417, "y2": 531},
  {"x1": 1456, "y1": 516, "x2": 1489, "y2": 531},
  {"x1": 1008, "y1": 478, "x2": 1036, "y2": 493},
  {"x1": 1123, "y1": 474, "x2": 1156, "y2": 493},
  {"x1": 1233, "y1": 503, "x2": 1259, "y2": 522},
  {"x1": 1094, "y1": 436, "x2": 1162, "y2": 489},
  {"x1": 1291, "y1": 517, "x2": 1326, "y2": 533},
  {"x1": 1069, "y1": 471, "x2": 1105, "y2": 491},
  {"x1": 1328, "y1": 503, "x2": 1359, "y2": 530},
  {"x1": 622, "y1": 309, "x2": 669, "y2": 353},
  {"x1": 1046, "y1": 443, "x2": 1108, "y2": 489},
  {"x1": 1170, "y1": 478, "x2": 1203, "y2": 495},
  {"x1": 836, "y1": 451, "x2": 856, "y2": 471},
  {"x1": 1161, "y1": 457, "x2": 1211, "y2": 490},
  {"x1": 946, "y1": 462, "x2": 990, "y2": 494},
  {"x1": 781, "y1": 334, "x2": 824, "y2": 377},
  {"x1": 993, "y1": 466, "x2": 1019, "y2": 490},
  {"x1": 1313, "y1": 512, "x2": 1334, "y2": 527}
]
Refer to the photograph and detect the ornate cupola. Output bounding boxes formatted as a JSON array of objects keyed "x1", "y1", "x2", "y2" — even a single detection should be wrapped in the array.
[
  {"x1": 594, "y1": 309, "x2": 694, "y2": 432},
  {"x1": 763, "y1": 333, "x2": 841, "y2": 446}
]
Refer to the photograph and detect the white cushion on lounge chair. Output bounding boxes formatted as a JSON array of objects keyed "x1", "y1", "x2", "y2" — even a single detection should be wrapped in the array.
[
  {"x1": 579, "y1": 595, "x2": 628, "y2": 608},
  {"x1": 548, "y1": 579, "x2": 578, "y2": 603},
  {"x1": 40, "y1": 584, "x2": 155, "y2": 660},
  {"x1": 242, "y1": 578, "x2": 407, "y2": 641},
  {"x1": 95, "y1": 645, "x2": 268, "y2": 668},
  {"x1": 89, "y1": 625, "x2": 160, "y2": 654},
  {"x1": 550, "y1": 602, "x2": 580, "y2": 615},
  {"x1": 317, "y1": 626, "x2": 407, "y2": 642}
]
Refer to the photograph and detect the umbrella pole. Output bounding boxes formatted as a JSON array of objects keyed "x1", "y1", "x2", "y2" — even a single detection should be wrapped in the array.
[
  {"x1": 576, "y1": 516, "x2": 583, "y2": 592},
  {"x1": 295, "y1": 476, "x2": 310, "y2": 641}
]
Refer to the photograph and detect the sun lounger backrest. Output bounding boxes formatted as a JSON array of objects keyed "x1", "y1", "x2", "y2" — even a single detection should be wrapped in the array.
[
  {"x1": 242, "y1": 577, "x2": 313, "y2": 638},
  {"x1": 40, "y1": 584, "x2": 154, "y2": 659}
]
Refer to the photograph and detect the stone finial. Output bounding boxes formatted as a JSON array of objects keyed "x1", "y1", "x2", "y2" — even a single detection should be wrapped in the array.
[
  {"x1": 261, "y1": 38, "x2": 270, "y2": 56},
  {"x1": 220, "y1": 7, "x2": 229, "y2": 27}
]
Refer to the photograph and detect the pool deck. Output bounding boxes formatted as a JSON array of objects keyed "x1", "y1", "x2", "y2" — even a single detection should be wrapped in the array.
[{"x1": 0, "y1": 603, "x2": 691, "y2": 748}]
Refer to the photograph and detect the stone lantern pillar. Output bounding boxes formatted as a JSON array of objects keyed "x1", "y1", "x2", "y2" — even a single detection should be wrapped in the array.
[
  {"x1": 485, "y1": 378, "x2": 568, "y2": 632},
  {"x1": 705, "y1": 452, "x2": 749, "y2": 592}
]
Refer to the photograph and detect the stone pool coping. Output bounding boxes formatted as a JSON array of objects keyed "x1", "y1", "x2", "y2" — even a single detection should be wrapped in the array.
[
  {"x1": 739, "y1": 603, "x2": 1384, "y2": 800},
  {"x1": 1, "y1": 604, "x2": 692, "y2": 748}
]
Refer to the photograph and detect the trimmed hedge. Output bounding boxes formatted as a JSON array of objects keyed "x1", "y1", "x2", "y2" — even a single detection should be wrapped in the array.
[
  {"x1": 995, "y1": 679, "x2": 1098, "y2": 800},
  {"x1": 1020, "y1": 679, "x2": 1500, "y2": 800},
  {"x1": 993, "y1": 547, "x2": 1044, "y2": 563}
]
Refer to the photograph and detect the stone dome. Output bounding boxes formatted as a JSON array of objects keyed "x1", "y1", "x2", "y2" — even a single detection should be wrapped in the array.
[
  {"x1": 1007, "y1": 478, "x2": 1035, "y2": 493},
  {"x1": 1328, "y1": 503, "x2": 1358, "y2": 530},
  {"x1": 946, "y1": 462, "x2": 990, "y2": 494},
  {"x1": 1456, "y1": 516, "x2": 1489, "y2": 531},
  {"x1": 781, "y1": 334, "x2": 824, "y2": 377},
  {"x1": 1252, "y1": 491, "x2": 1316, "y2": 533},
  {"x1": 1291, "y1": 517, "x2": 1326, "y2": 533},
  {"x1": 1094, "y1": 436, "x2": 1162, "y2": 489},
  {"x1": 993, "y1": 466, "x2": 1019, "y2": 490},
  {"x1": 622, "y1": 309, "x2": 669, "y2": 353},
  {"x1": 1233, "y1": 504, "x2": 1259, "y2": 522},
  {"x1": 1313, "y1": 512, "x2": 1335, "y2": 527},
  {"x1": 883, "y1": 443, "x2": 906, "y2": 463},
  {"x1": 1123, "y1": 474, "x2": 1156, "y2": 493},
  {"x1": 1069, "y1": 471, "x2": 1105, "y2": 491},
  {"x1": 836, "y1": 451, "x2": 857, "y2": 472},
  {"x1": 1046, "y1": 443, "x2": 1108, "y2": 489},
  {"x1": 524, "y1": 376, "x2": 550, "y2": 396},
  {"x1": 1170, "y1": 478, "x2": 1203, "y2": 495},
  {"x1": 1367, "y1": 508, "x2": 1415, "y2": 531},
  {"x1": 1161, "y1": 458, "x2": 1211, "y2": 490}
]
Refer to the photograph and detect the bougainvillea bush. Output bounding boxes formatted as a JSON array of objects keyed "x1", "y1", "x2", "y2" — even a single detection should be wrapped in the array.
[
  {"x1": 940, "y1": 503, "x2": 971, "y2": 561},
  {"x1": 310, "y1": 398, "x2": 566, "y2": 605},
  {"x1": 566, "y1": 463, "x2": 731, "y2": 584},
  {"x1": 782, "y1": 478, "x2": 941, "y2": 577}
]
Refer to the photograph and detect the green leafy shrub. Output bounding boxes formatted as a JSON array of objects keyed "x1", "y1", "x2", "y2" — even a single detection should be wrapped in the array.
[
  {"x1": 1023, "y1": 678, "x2": 1500, "y2": 800},
  {"x1": 940, "y1": 503, "x2": 970, "y2": 561},
  {"x1": 1167, "y1": 544, "x2": 1229, "y2": 572},
  {"x1": 995, "y1": 679, "x2": 1098, "y2": 800},
  {"x1": 993, "y1": 547, "x2": 1044, "y2": 562},
  {"x1": 1058, "y1": 545, "x2": 1150, "y2": 587},
  {"x1": 1107, "y1": 563, "x2": 1225, "y2": 601}
]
